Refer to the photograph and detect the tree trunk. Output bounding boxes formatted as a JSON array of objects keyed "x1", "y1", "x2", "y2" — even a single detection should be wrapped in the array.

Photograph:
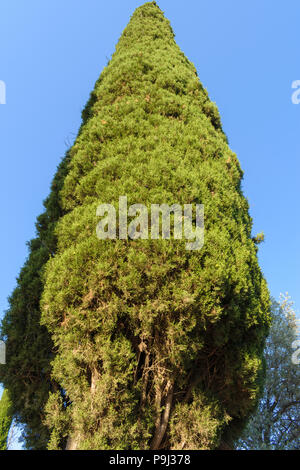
[
  {"x1": 151, "y1": 381, "x2": 174, "y2": 450},
  {"x1": 65, "y1": 435, "x2": 79, "y2": 450}
]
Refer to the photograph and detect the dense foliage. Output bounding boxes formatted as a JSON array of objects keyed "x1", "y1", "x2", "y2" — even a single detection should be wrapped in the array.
[
  {"x1": 0, "y1": 153, "x2": 71, "y2": 449},
  {"x1": 38, "y1": 2, "x2": 270, "y2": 450},
  {"x1": 237, "y1": 297, "x2": 300, "y2": 450},
  {"x1": 0, "y1": 389, "x2": 13, "y2": 450},
  {"x1": 0, "y1": 2, "x2": 271, "y2": 450}
]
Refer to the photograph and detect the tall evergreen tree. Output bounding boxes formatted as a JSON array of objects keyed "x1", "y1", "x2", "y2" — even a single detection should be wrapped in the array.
[
  {"x1": 0, "y1": 389, "x2": 13, "y2": 450},
  {"x1": 40, "y1": 2, "x2": 270, "y2": 450}
]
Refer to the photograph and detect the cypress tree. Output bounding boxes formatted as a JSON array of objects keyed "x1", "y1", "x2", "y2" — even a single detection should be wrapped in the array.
[
  {"x1": 1, "y1": 1, "x2": 271, "y2": 450},
  {"x1": 40, "y1": 2, "x2": 270, "y2": 450}
]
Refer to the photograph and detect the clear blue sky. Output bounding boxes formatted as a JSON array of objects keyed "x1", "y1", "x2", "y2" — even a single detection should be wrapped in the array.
[{"x1": 0, "y1": 0, "x2": 299, "y2": 408}]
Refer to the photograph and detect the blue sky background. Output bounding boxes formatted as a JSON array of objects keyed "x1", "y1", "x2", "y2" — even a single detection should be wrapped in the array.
[{"x1": 0, "y1": 0, "x2": 299, "y2": 447}]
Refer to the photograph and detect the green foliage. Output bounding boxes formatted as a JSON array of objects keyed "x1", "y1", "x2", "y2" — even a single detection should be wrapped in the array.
[
  {"x1": 0, "y1": 389, "x2": 13, "y2": 450},
  {"x1": 0, "y1": 153, "x2": 71, "y2": 449},
  {"x1": 169, "y1": 389, "x2": 231, "y2": 450},
  {"x1": 237, "y1": 296, "x2": 300, "y2": 449},
  {"x1": 252, "y1": 232, "x2": 265, "y2": 245},
  {"x1": 39, "y1": 2, "x2": 270, "y2": 450}
]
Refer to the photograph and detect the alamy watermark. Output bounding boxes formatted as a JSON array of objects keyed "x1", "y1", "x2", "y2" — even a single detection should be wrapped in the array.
[
  {"x1": 0, "y1": 80, "x2": 6, "y2": 104},
  {"x1": 291, "y1": 80, "x2": 300, "y2": 104},
  {"x1": 96, "y1": 196, "x2": 204, "y2": 250},
  {"x1": 0, "y1": 340, "x2": 5, "y2": 364}
]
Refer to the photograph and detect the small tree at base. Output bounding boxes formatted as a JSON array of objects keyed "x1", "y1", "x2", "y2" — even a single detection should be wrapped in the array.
[
  {"x1": 0, "y1": 389, "x2": 13, "y2": 450},
  {"x1": 237, "y1": 296, "x2": 300, "y2": 450}
]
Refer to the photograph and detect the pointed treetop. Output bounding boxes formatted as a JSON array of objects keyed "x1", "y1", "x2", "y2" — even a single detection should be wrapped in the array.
[
  {"x1": 80, "y1": 0, "x2": 220, "y2": 140},
  {"x1": 116, "y1": 1, "x2": 175, "y2": 49},
  {"x1": 132, "y1": 1, "x2": 165, "y2": 20}
]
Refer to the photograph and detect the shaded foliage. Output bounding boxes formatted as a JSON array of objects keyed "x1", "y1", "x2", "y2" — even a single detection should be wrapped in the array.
[{"x1": 0, "y1": 154, "x2": 71, "y2": 449}]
